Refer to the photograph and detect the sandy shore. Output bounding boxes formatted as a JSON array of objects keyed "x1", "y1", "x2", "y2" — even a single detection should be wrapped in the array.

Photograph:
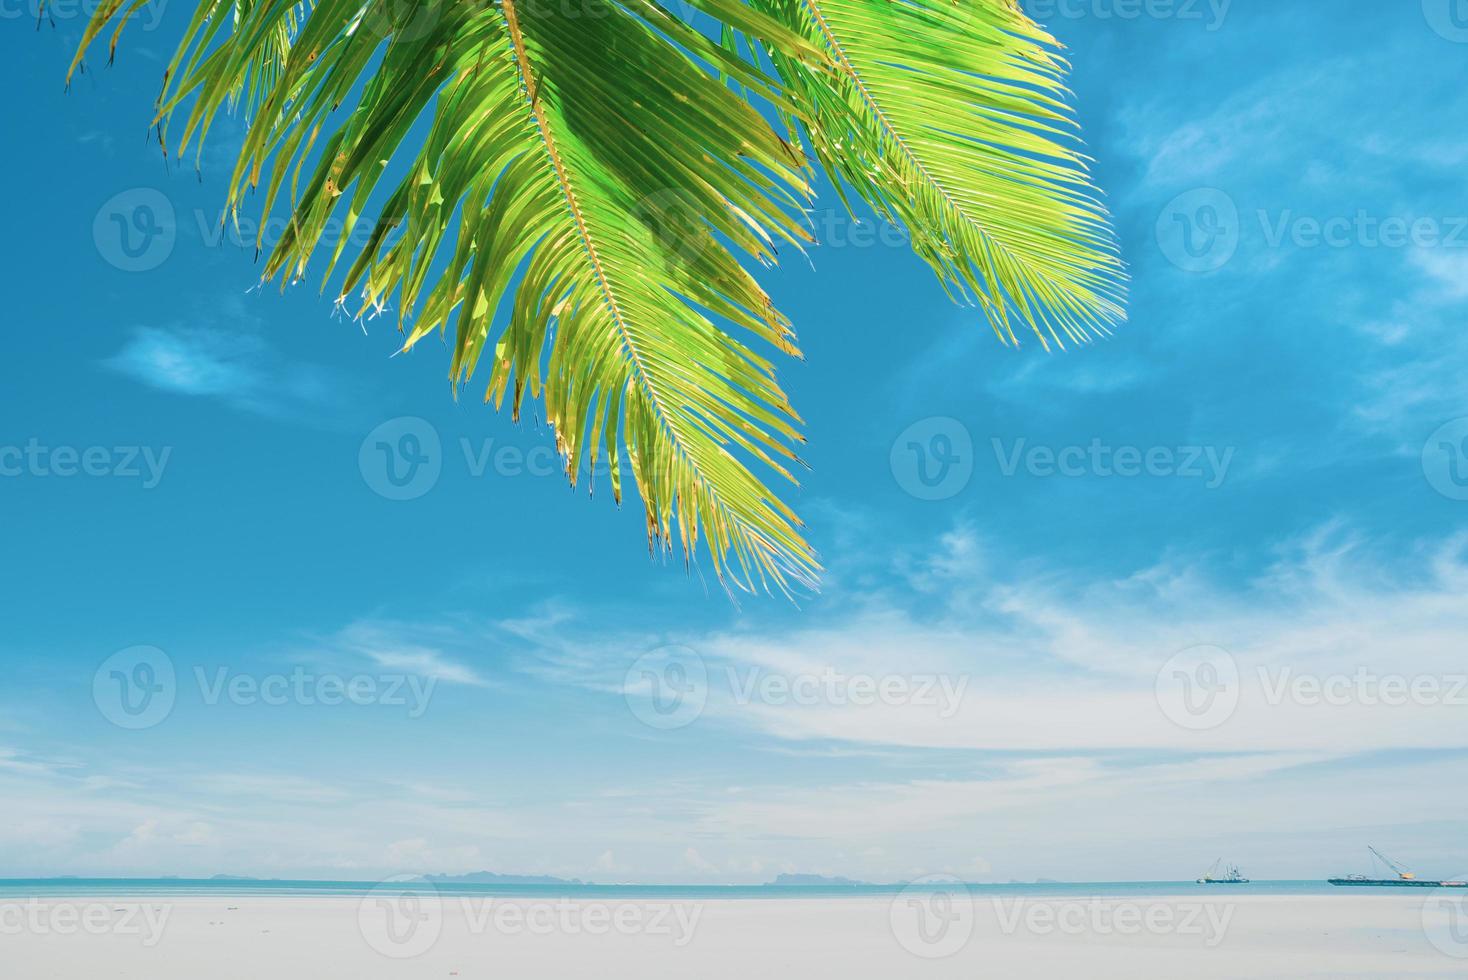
[{"x1": 5, "y1": 892, "x2": 1465, "y2": 978}]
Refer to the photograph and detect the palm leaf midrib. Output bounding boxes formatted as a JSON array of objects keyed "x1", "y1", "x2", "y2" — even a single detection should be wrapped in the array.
[
  {"x1": 65, "y1": 0, "x2": 1126, "y2": 595},
  {"x1": 501, "y1": 0, "x2": 742, "y2": 526},
  {"x1": 800, "y1": 0, "x2": 1051, "y2": 294}
]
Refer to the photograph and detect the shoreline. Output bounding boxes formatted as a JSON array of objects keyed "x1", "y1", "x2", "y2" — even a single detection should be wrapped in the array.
[{"x1": 0, "y1": 877, "x2": 1441, "y2": 899}]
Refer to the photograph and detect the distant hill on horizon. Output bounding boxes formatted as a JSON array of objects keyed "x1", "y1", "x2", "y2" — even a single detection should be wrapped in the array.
[
  {"x1": 766, "y1": 873, "x2": 868, "y2": 887},
  {"x1": 423, "y1": 871, "x2": 586, "y2": 886}
]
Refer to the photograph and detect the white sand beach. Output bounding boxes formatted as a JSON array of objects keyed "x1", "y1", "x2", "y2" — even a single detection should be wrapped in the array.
[{"x1": 6, "y1": 892, "x2": 1465, "y2": 978}]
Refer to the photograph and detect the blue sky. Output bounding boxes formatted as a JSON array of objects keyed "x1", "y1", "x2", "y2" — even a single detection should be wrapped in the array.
[{"x1": 3, "y1": 1, "x2": 1468, "y2": 884}]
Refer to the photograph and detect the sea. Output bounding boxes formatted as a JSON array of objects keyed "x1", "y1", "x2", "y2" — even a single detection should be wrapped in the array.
[{"x1": 0, "y1": 878, "x2": 1416, "y2": 900}]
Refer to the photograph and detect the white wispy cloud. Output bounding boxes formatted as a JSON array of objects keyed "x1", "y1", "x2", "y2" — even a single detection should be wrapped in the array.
[
  {"x1": 0, "y1": 747, "x2": 79, "y2": 777},
  {"x1": 675, "y1": 527, "x2": 1468, "y2": 756},
  {"x1": 1351, "y1": 250, "x2": 1468, "y2": 445},
  {"x1": 103, "y1": 300, "x2": 356, "y2": 422},
  {"x1": 13, "y1": 523, "x2": 1438, "y2": 882},
  {"x1": 326, "y1": 621, "x2": 494, "y2": 688}
]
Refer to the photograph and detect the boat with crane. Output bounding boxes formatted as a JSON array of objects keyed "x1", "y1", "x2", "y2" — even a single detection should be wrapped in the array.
[
  {"x1": 1197, "y1": 859, "x2": 1249, "y2": 884},
  {"x1": 1329, "y1": 846, "x2": 1467, "y2": 887}
]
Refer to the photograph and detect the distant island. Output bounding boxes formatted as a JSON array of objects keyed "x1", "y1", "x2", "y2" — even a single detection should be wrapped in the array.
[
  {"x1": 423, "y1": 871, "x2": 586, "y2": 886},
  {"x1": 766, "y1": 873, "x2": 868, "y2": 887}
]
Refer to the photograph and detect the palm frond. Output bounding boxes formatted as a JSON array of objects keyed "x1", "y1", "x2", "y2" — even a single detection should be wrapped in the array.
[
  {"x1": 66, "y1": 0, "x2": 1128, "y2": 595},
  {"x1": 71, "y1": 0, "x2": 826, "y2": 594},
  {"x1": 756, "y1": 0, "x2": 1127, "y2": 347}
]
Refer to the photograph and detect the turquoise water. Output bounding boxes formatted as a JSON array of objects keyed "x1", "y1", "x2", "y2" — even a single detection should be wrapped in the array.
[{"x1": 0, "y1": 879, "x2": 1402, "y2": 900}]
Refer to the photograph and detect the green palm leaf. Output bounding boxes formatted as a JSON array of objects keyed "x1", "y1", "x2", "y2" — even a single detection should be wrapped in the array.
[
  {"x1": 70, "y1": 0, "x2": 826, "y2": 595},
  {"x1": 65, "y1": 0, "x2": 1124, "y2": 594},
  {"x1": 756, "y1": 0, "x2": 1127, "y2": 347}
]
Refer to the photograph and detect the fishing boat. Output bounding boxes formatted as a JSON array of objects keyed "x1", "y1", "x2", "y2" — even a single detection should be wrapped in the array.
[
  {"x1": 1197, "y1": 859, "x2": 1249, "y2": 884},
  {"x1": 1328, "y1": 846, "x2": 1468, "y2": 887}
]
